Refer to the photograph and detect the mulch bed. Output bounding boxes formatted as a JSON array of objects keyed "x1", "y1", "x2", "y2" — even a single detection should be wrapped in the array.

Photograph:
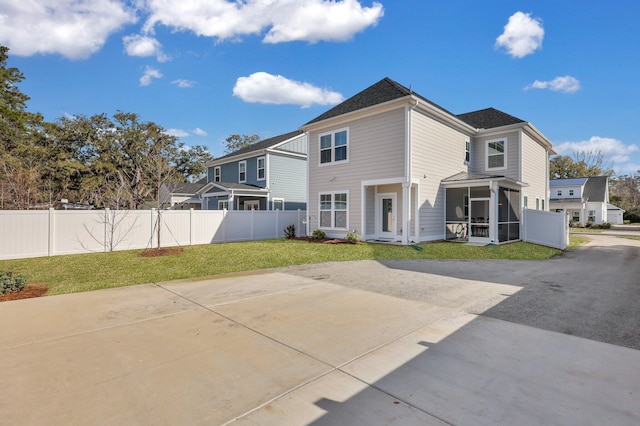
[
  {"x1": 0, "y1": 284, "x2": 48, "y2": 302},
  {"x1": 138, "y1": 247, "x2": 185, "y2": 257}
]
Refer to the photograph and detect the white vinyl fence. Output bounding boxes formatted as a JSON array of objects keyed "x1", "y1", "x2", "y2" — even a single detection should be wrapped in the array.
[
  {"x1": 0, "y1": 209, "x2": 306, "y2": 260},
  {"x1": 522, "y1": 208, "x2": 569, "y2": 250}
]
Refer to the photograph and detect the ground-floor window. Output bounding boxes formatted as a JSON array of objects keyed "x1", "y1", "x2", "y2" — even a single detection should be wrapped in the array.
[
  {"x1": 319, "y1": 191, "x2": 348, "y2": 229},
  {"x1": 218, "y1": 200, "x2": 229, "y2": 210},
  {"x1": 588, "y1": 210, "x2": 596, "y2": 222},
  {"x1": 272, "y1": 198, "x2": 284, "y2": 211},
  {"x1": 498, "y1": 187, "x2": 520, "y2": 242},
  {"x1": 572, "y1": 211, "x2": 580, "y2": 222},
  {"x1": 244, "y1": 200, "x2": 260, "y2": 210}
]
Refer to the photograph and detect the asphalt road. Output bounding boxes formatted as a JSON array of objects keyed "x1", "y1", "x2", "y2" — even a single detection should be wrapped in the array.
[{"x1": 285, "y1": 234, "x2": 640, "y2": 350}]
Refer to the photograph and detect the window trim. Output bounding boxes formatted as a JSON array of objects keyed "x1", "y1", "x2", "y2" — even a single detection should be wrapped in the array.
[
  {"x1": 214, "y1": 166, "x2": 221, "y2": 183},
  {"x1": 318, "y1": 128, "x2": 349, "y2": 166},
  {"x1": 318, "y1": 190, "x2": 349, "y2": 230},
  {"x1": 238, "y1": 160, "x2": 247, "y2": 183},
  {"x1": 485, "y1": 138, "x2": 507, "y2": 170},
  {"x1": 272, "y1": 198, "x2": 285, "y2": 211},
  {"x1": 218, "y1": 200, "x2": 228, "y2": 210},
  {"x1": 464, "y1": 139, "x2": 470, "y2": 163},
  {"x1": 257, "y1": 156, "x2": 265, "y2": 181}
]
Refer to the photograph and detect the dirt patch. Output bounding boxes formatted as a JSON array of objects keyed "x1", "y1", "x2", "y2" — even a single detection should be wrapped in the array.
[
  {"x1": 138, "y1": 247, "x2": 184, "y2": 257},
  {"x1": 0, "y1": 284, "x2": 48, "y2": 302}
]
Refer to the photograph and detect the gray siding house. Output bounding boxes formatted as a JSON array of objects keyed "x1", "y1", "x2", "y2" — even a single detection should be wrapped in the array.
[
  {"x1": 300, "y1": 77, "x2": 555, "y2": 245},
  {"x1": 202, "y1": 131, "x2": 307, "y2": 211}
]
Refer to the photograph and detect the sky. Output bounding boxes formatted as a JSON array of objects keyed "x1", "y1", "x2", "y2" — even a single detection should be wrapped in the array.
[{"x1": 2, "y1": 0, "x2": 639, "y2": 176}]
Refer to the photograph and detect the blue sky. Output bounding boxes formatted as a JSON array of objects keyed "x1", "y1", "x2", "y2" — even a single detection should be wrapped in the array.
[{"x1": 2, "y1": 0, "x2": 639, "y2": 175}]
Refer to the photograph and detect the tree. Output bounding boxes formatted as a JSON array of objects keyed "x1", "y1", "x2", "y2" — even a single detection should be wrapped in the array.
[
  {"x1": 550, "y1": 150, "x2": 614, "y2": 179},
  {"x1": 224, "y1": 134, "x2": 260, "y2": 154}
]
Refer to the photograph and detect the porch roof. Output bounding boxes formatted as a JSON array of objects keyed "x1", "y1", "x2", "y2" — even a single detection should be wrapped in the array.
[
  {"x1": 441, "y1": 171, "x2": 526, "y2": 186},
  {"x1": 202, "y1": 182, "x2": 269, "y2": 197}
]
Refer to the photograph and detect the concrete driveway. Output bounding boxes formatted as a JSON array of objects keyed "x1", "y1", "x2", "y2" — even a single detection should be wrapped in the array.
[{"x1": 2, "y1": 235, "x2": 640, "y2": 425}]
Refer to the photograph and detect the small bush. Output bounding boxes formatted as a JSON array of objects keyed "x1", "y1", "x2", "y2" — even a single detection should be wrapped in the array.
[
  {"x1": 585, "y1": 220, "x2": 595, "y2": 228},
  {"x1": 574, "y1": 222, "x2": 584, "y2": 228},
  {"x1": 600, "y1": 222, "x2": 612, "y2": 229},
  {"x1": 624, "y1": 220, "x2": 631, "y2": 225},
  {"x1": 1, "y1": 270, "x2": 26, "y2": 295},
  {"x1": 311, "y1": 229, "x2": 326, "y2": 240},
  {"x1": 345, "y1": 230, "x2": 361, "y2": 244},
  {"x1": 283, "y1": 224, "x2": 296, "y2": 239}
]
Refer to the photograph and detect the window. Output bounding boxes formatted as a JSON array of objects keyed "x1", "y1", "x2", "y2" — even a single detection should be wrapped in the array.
[
  {"x1": 272, "y1": 198, "x2": 284, "y2": 211},
  {"x1": 536, "y1": 198, "x2": 540, "y2": 210},
  {"x1": 319, "y1": 129, "x2": 348, "y2": 165},
  {"x1": 569, "y1": 189, "x2": 574, "y2": 196},
  {"x1": 257, "y1": 157, "x2": 265, "y2": 181},
  {"x1": 214, "y1": 166, "x2": 221, "y2": 183},
  {"x1": 542, "y1": 199, "x2": 545, "y2": 210},
  {"x1": 465, "y1": 140, "x2": 470, "y2": 162},
  {"x1": 486, "y1": 139, "x2": 506, "y2": 169},
  {"x1": 218, "y1": 200, "x2": 228, "y2": 210},
  {"x1": 523, "y1": 196, "x2": 528, "y2": 208},
  {"x1": 238, "y1": 161, "x2": 246, "y2": 183},
  {"x1": 572, "y1": 211, "x2": 580, "y2": 221},
  {"x1": 588, "y1": 210, "x2": 596, "y2": 222},
  {"x1": 557, "y1": 190, "x2": 562, "y2": 196},
  {"x1": 319, "y1": 192, "x2": 348, "y2": 229}
]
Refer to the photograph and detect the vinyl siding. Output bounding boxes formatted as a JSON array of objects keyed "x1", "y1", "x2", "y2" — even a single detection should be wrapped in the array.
[
  {"x1": 521, "y1": 132, "x2": 549, "y2": 210},
  {"x1": 269, "y1": 154, "x2": 307, "y2": 209},
  {"x1": 307, "y1": 107, "x2": 406, "y2": 237},
  {"x1": 470, "y1": 131, "x2": 520, "y2": 181},
  {"x1": 277, "y1": 134, "x2": 307, "y2": 155},
  {"x1": 411, "y1": 108, "x2": 470, "y2": 240}
]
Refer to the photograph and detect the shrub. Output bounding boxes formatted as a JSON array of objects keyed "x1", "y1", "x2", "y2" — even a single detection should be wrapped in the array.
[
  {"x1": 624, "y1": 220, "x2": 631, "y2": 225},
  {"x1": 574, "y1": 222, "x2": 584, "y2": 228},
  {"x1": 311, "y1": 229, "x2": 326, "y2": 240},
  {"x1": 345, "y1": 230, "x2": 361, "y2": 244},
  {"x1": 601, "y1": 222, "x2": 612, "y2": 229},
  {"x1": 585, "y1": 220, "x2": 595, "y2": 228},
  {"x1": 1, "y1": 270, "x2": 26, "y2": 295},
  {"x1": 283, "y1": 224, "x2": 296, "y2": 239}
]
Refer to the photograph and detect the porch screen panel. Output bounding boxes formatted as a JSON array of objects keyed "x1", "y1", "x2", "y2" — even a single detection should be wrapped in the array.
[{"x1": 498, "y1": 187, "x2": 520, "y2": 242}]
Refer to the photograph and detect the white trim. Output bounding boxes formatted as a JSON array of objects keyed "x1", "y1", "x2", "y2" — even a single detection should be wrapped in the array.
[
  {"x1": 272, "y1": 197, "x2": 285, "y2": 211},
  {"x1": 485, "y1": 138, "x2": 507, "y2": 171},
  {"x1": 257, "y1": 156, "x2": 265, "y2": 181},
  {"x1": 318, "y1": 190, "x2": 349, "y2": 230},
  {"x1": 213, "y1": 166, "x2": 221, "y2": 183},
  {"x1": 318, "y1": 127, "x2": 350, "y2": 167},
  {"x1": 238, "y1": 160, "x2": 247, "y2": 183},
  {"x1": 376, "y1": 192, "x2": 397, "y2": 240},
  {"x1": 218, "y1": 200, "x2": 229, "y2": 210}
]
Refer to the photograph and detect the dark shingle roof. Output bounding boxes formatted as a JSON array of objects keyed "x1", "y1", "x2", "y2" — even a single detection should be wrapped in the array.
[
  {"x1": 216, "y1": 130, "x2": 303, "y2": 161},
  {"x1": 304, "y1": 77, "x2": 455, "y2": 126},
  {"x1": 456, "y1": 108, "x2": 525, "y2": 129},
  {"x1": 165, "y1": 177, "x2": 208, "y2": 195},
  {"x1": 583, "y1": 176, "x2": 609, "y2": 202}
]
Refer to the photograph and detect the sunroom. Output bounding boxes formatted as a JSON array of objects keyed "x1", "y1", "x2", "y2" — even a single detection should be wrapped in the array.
[{"x1": 442, "y1": 172, "x2": 524, "y2": 244}]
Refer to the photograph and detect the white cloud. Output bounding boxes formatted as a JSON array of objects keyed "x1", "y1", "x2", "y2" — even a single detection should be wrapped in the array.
[
  {"x1": 496, "y1": 11, "x2": 544, "y2": 58},
  {"x1": 142, "y1": 0, "x2": 383, "y2": 43},
  {"x1": 192, "y1": 128, "x2": 208, "y2": 136},
  {"x1": 172, "y1": 79, "x2": 196, "y2": 88},
  {"x1": 233, "y1": 72, "x2": 344, "y2": 107},
  {"x1": 123, "y1": 34, "x2": 169, "y2": 62},
  {"x1": 140, "y1": 66, "x2": 163, "y2": 86},
  {"x1": 0, "y1": 0, "x2": 137, "y2": 59},
  {"x1": 554, "y1": 136, "x2": 640, "y2": 175},
  {"x1": 525, "y1": 76, "x2": 581, "y2": 93},
  {"x1": 165, "y1": 128, "x2": 190, "y2": 137}
]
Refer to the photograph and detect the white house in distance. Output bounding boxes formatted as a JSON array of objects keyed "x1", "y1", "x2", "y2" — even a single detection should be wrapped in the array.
[
  {"x1": 549, "y1": 176, "x2": 623, "y2": 224},
  {"x1": 300, "y1": 77, "x2": 555, "y2": 245}
]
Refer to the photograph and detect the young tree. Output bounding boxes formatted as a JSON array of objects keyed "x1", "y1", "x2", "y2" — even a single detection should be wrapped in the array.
[{"x1": 224, "y1": 133, "x2": 260, "y2": 154}]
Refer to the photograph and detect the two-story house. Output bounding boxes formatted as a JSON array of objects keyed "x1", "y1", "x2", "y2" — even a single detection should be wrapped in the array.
[
  {"x1": 202, "y1": 131, "x2": 307, "y2": 211},
  {"x1": 549, "y1": 176, "x2": 617, "y2": 224},
  {"x1": 300, "y1": 77, "x2": 555, "y2": 245}
]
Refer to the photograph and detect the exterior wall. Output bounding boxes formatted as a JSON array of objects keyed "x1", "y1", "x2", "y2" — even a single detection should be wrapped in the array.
[
  {"x1": 521, "y1": 132, "x2": 549, "y2": 211},
  {"x1": 411, "y1": 109, "x2": 470, "y2": 240},
  {"x1": 269, "y1": 154, "x2": 307, "y2": 210},
  {"x1": 551, "y1": 185, "x2": 583, "y2": 199},
  {"x1": 278, "y1": 134, "x2": 307, "y2": 154},
  {"x1": 469, "y1": 130, "x2": 521, "y2": 181},
  {"x1": 585, "y1": 201, "x2": 607, "y2": 224},
  {"x1": 307, "y1": 107, "x2": 406, "y2": 237}
]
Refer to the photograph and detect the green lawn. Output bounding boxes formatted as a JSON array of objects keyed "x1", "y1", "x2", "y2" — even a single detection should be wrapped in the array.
[
  {"x1": 0, "y1": 237, "x2": 585, "y2": 297},
  {"x1": 569, "y1": 228, "x2": 605, "y2": 234}
]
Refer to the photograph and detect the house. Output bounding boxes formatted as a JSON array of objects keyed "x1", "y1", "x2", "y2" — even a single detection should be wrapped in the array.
[
  {"x1": 202, "y1": 131, "x2": 307, "y2": 211},
  {"x1": 159, "y1": 177, "x2": 209, "y2": 210},
  {"x1": 607, "y1": 204, "x2": 625, "y2": 225},
  {"x1": 550, "y1": 176, "x2": 618, "y2": 224},
  {"x1": 300, "y1": 77, "x2": 555, "y2": 245}
]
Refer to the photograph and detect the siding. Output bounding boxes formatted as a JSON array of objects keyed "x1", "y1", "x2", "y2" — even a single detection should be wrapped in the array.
[
  {"x1": 470, "y1": 130, "x2": 520, "y2": 181},
  {"x1": 277, "y1": 134, "x2": 307, "y2": 154},
  {"x1": 411, "y1": 108, "x2": 470, "y2": 240},
  {"x1": 269, "y1": 154, "x2": 307, "y2": 209},
  {"x1": 521, "y1": 132, "x2": 549, "y2": 209},
  {"x1": 307, "y1": 107, "x2": 406, "y2": 236}
]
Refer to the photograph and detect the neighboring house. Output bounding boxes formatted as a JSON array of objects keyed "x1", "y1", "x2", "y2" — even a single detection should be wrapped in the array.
[
  {"x1": 550, "y1": 176, "x2": 618, "y2": 224},
  {"x1": 607, "y1": 204, "x2": 625, "y2": 225},
  {"x1": 300, "y1": 77, "x2": 555, "y2": 245},
  {"x1": 159, "y1": 177, "x2": 209, "y2": 210},
  {"x1": 202, "y1": 131, "x2": 307, "y2": 211}
]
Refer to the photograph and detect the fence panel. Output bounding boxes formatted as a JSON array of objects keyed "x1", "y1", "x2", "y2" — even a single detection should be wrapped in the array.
[
  {"x1": 0, "y1": 209, "x2": 306, "y2": 260},
  {"x1": 522, "y1": 209, "x2": 569, "y2": 250}
]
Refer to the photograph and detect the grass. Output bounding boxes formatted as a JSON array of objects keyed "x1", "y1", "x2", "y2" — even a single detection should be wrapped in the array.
[
  {"x1": 569, "y1": 228, "x2": 604, "y2": 234},
  {"x1": 618, "y1": 236, "x2": 640, "y2": 241},
  {"x1": 0, "y1": 238, "x2": 584, "y2": 297}
]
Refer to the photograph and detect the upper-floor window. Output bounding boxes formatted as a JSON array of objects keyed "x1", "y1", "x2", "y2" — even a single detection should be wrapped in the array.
[
  {"x1": 320, "y1": 129, "x2": 348, "y2": 165},
  {"x1": 569, "y1": 189, "x2": 574, "y2": 196},
  {"x1": 465, "y1": 140, "x2": 470, "y2": 163},
  {"x1": 486, "y1": 139, "x2": 506, "y2": 169},
  {"x1": 214, "y1": 166, "x2": 221, "y2": 182},
  {"x1": 239, "y1": 161, "x2": 246, "y2": 183},
  {"x1": 557, "y1": 190, "x2": 562, "y2": 196},
  {"x1": 257, "y1": 156, "x2": 265, "y2": 181}
]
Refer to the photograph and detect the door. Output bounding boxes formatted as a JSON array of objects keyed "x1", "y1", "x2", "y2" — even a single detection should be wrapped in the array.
[
  {"x1": 469, "y1": 198, "x2": 490, "y2": 242},
  {"x1": 377, "y1": 193, "x2": 396, "y2": 240}
]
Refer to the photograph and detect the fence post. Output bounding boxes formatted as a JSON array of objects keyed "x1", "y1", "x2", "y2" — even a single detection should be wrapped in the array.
[
  {"x1": 48, "y1": 207, "x2": 55, "y2": 257},
  {"x1": 275, "y1": 209, "x2": 279, "y2": 238},
  {"x1": 104, "y1": 208, "x2": 109, "y2": 252},
  {"x1": 222, "y1": 208, "x2": 226, "y2": 243},
  {"x1": 250, "y1": 209, "x2": 255, "y2": 240},
  {"x1": 190, "y1": 208, "x2": 194, "y2": 246}
]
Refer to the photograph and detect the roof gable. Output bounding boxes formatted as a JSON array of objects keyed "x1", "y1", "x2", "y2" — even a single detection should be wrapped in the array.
[
  {"x1": 456, "y1": 108, "x2": 525, "y2": 129},
  {"x1": 583, "y1": 176, "x2": 609, "y2": 202},
  {"x1": 304, "y1": 77, "x2": 455, "y2": 126},
  {"x1": 215, "y1": 130, "x2": 304, "y2": 162}
]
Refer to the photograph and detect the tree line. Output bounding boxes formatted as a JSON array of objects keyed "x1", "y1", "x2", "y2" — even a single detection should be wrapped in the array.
[{"x1": 0, "y1": 46, "x2": 213, "y2": 210}]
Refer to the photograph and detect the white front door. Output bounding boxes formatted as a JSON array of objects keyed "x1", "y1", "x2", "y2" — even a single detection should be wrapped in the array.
[{"x1": 377, "y1": 193, "x2": 396, "y2": 240}]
